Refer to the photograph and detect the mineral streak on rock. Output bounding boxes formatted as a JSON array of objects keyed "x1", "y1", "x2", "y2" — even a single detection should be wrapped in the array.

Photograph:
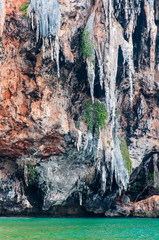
[{"x1": 0, "y1": 0, "x2": 158, "y2": 216}]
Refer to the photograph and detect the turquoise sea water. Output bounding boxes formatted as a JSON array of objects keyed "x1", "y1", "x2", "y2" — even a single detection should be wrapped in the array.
[{"x1": 0, "y1": 218, "x2": 159, "y2": 239}]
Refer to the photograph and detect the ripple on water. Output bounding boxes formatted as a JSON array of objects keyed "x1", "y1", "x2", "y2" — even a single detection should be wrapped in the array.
[{"x1": 0, "y1": 218, "x2": 159, "y2": 239}]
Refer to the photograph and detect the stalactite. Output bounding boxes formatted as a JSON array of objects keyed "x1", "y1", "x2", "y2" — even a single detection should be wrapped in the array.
[
  {"x1": 84, "y1": 12, "x2": 95, "y2": 103},
  {"x1": 148, "y1": 0, "x2": 154, "y2": 12},
  {"x1": 77, "y1": 130, "x2": 82, "y2": 152},
  {"x1": 147, "y1": 0, "x2": 157, "y2": 88},
  {"x1": 125, "y1": 0, "x2": 129, "y2": 21},
  {"x1": 105, "y1": 83, "x2": 110, "y2": 118},
  {"x1": 122, "y1": 41, "x2": 134, "y2": 107},
  {"x1": 36, "y1": 15, "x2": 39, "y2": 43},
  {"x1": 28, "y1": 0, "x2": 61, "y2": 77},
  {"x1": 85, "y1": 0, "x2": 132, "y2": 193},
  {"x1": 101, "y1": 165, "x2": 107, "y2": 194},
  {"x1": 113, "y1": 139, "x2": 129, "y2": 191},
  {"x1": 55, "y1": 35, "x2": 60, "y2": 78},
  {"x1": 89, "y1": 0, "x2": 145, "y2": 192},
  {"x1": 79, "y1": 192, "x2": 82, "y2": 206},
  {"x1": 0, "y1": 0, "x2": 5, "y2": 37}
]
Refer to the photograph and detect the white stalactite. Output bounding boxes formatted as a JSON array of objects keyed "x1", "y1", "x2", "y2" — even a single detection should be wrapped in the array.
[
  {"x1": 122, "y1": 41, "x2": 134, "y2": 107},
  {"x1": 87, "y1": 0, "x2": 143, "y2": 192},
  {"x1": 0, "y1": 0, "x2": 5, "y2": 37},
  {"x1": 28, "y1": 0, "x2": 61, "y2": 77},
  {"x1": 85, "y1": 12, "x2": 95, "y2": 103},
  {"x1": 101, "y1": 165, "x2": 107, "y2": 193},
  {"x1": 147, "y1": 0, "x2": 157, "y2": 88}
]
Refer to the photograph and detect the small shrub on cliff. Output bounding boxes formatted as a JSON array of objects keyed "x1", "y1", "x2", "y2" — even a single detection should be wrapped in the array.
[
  {"x1": 28, "y1": 165, "x2": 36, "y2": 185},
  {"x1": 81, "y1": 27, "x2": 94, "y2": 61},
  {"x1": 119, "y1": 138, "x2": 132, "y2": 176},
  {"x1": 83, "y1": 100, "x2": 108, "y2": 135},
  {"x1": 19, "y1": 1, "x2": 30, "y2": 17}
]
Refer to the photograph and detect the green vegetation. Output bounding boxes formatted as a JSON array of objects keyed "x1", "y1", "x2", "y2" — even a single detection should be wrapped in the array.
[
  {"x1": 107, "y1": 140, "x2": 111, "y2": 146},
  {"x1": 134, "y1": 173, "x2": 159, "y2": 202},
  {"x1": 119, "y1": 138, "x2": 132, "y2": 176},
  {"x1": 83, "y1": 100, "x2": 108, "y2": 135},
  {"x1": 28, "y1": 165, "x2": 36, "y2": 185},
  {"x1": 130, "y1": 182, "x2": 143, "y2": 193},
  {"x1": 145, "y1": 173, "x2": 159, "y2": 193},
  {"x1": 129, "y1": 172, "x2": 159, "y2": 202},
  {"x1": 19, "y1": 1, "x2": 30, "y2": 17},
  {"x1": 116, "y1": 109, "x2": 119, "y2": 119},
  {"x1": 81, "y1": 27, "x2": 94, "y2": 61}
]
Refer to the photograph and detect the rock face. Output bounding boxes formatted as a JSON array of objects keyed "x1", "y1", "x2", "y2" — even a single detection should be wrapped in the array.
[
  {"x1": 105, "y1": 195, "x2": 159, "y2": 217},
  {"x1": 0, "y1": 0, "x2": 158, "y2": 216}
]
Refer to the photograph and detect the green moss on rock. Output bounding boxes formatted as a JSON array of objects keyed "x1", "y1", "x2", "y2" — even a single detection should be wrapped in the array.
[
  {"x1": 28, "y1": 165, "x2": 36, "y2": 185},
  {"x1": 119, "y1": 139, "x2": 132, "y2": 176},
  {"x1": 116, "y1": 109, "x2": 119, "y2": 119},
  {"x1": 83, "y1": 100, "x2": 108, "y2": 135},
  {"x1": 81, "y1": 27, "x2": 94, "y2": 61}
]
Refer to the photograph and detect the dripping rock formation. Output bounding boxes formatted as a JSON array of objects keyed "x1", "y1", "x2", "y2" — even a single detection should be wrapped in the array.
[{"x1": 0, "y1": 0, "x2": 158, "y2": 217}]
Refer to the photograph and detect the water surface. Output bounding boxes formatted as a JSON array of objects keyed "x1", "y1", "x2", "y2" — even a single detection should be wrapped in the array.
[{"x1": 0, "y1": 217, "x2": 159, "y2": 239}]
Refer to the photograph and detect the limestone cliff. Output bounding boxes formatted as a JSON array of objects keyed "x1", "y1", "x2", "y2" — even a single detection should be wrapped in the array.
[{"x1": 0, "y1": 0, "x2": 158, "y2": 216}]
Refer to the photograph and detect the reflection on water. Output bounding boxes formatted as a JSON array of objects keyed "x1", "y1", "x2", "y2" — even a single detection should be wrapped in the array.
[{"x1": 0, "y1": 218, "x2": 159, "y2": 239}]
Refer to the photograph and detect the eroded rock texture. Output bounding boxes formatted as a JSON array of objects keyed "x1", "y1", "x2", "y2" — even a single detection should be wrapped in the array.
[{"x1": 0, "y1": 0, "x2": 158, "y2": 216}]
